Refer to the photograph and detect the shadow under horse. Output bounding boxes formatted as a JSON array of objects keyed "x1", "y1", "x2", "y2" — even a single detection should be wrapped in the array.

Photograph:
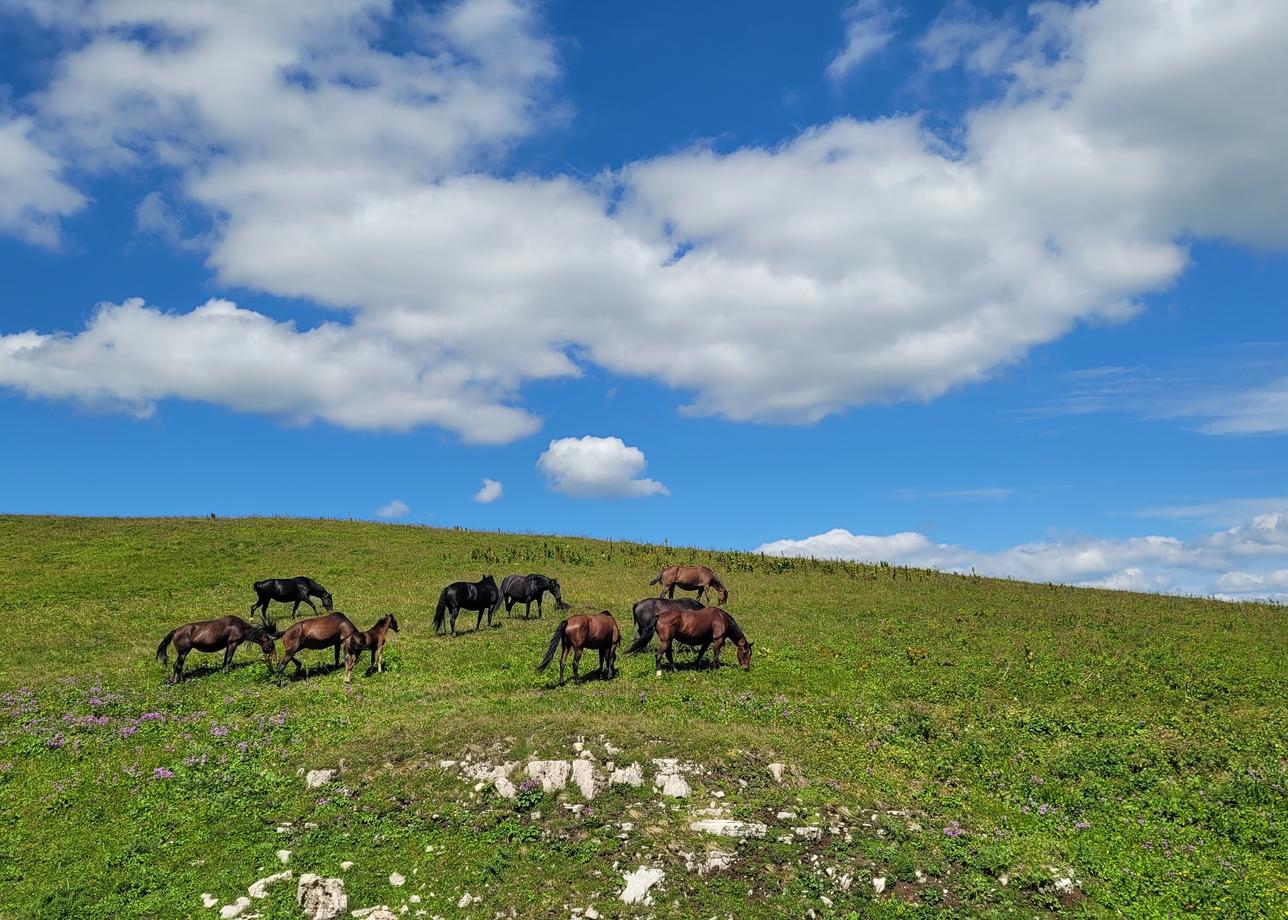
[
  {"x1": 536, "y1": 611, "x2": 620, "y2": 686},
  {"x1": 156, "y1": 615, "x2": 277, "y2": 683},
  {"x1": 501, "y1": 573, "x2": 568, "y2": 620},
  {"x1": 433, "y1": 575, "x2": 501, "y2": 637}
]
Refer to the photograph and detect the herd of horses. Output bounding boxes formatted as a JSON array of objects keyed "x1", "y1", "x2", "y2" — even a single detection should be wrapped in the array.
[{"x1": 154, "y1": 565, "x2": 751, "y2": 687}]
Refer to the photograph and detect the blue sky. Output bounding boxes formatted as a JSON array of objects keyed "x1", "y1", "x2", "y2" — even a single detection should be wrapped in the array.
[{"x1": 1, "y1": 0, "x2": 1286, "y2": 599}]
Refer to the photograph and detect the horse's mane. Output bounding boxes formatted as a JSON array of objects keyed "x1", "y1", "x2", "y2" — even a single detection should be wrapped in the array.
[
  {"x1": 709, "y1": 574, "x2": 726, "y2": 591},
  {"x1": 721, "y1": 610, "x2": 746, "y2": 643}
]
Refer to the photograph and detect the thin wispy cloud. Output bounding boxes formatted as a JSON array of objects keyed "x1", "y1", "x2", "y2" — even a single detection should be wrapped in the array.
[{"x1": 827, "y1": 0, "x2": 902, "y2": 81}]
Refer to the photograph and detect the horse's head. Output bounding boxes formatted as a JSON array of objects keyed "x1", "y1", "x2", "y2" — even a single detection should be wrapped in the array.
[
  {"x1": 716, "y1": 586, "x2": 729, "y2": 605},
  {"x1": 249, "y1": 628, "x2": 278, "y2": 660},
  {"x1": 736, "y1": 639, "x2": 753, "y2": 670},
  {"x1": 386, "y1": 612, "x2": 400, "y2": 633},
  {"x1": 549, "y1": 578, "x2": 570, "y2": 608},
  {"x1": 321, "y1": 591, "x2": 335, "y2": 612},
  {"x1": 481, "y1": 574, "x2": 496, "y2": 586}
]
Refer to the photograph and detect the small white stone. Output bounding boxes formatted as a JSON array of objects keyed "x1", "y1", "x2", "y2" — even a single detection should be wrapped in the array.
[
  {"x1": 202, "y1": 893, "x2": 219, "y2": 909},
  {"x1": 305, "y1": 768, "x2": 338, "y2": 789},
  {"x1": 820, "y1": 895, "x2": 833, "y2": 908},
  {"x1": 389, "y1": 872, "x2": 405, "y2": 887},
  {"x1": 248, "y1": 871, "x2": 292, "y2": 899},
  {"x1": 220, "y1": 897, "x2": 251, "y2": 919},
  {"x1": 296, "y1": 874, "x2": 347, "y2": 920},
  {"x1": 689, "y1": 819, "x2": 767, "y2": 839},
  {"x1": 410, "y1": 895, "x2": 420, "y2": 904},
  {"x1": 768, "y1": 763, "x2": 785, "y2": 782},
  {"x1": 438, "y1": 759, "x2": 457, "y2": 769},
  {"x1": 998, "y1": 874, "x2": 1009, "y2": 887},
  {"x1": 277, "y1": 850, "x2": 291, "y2": 865},
  {"x1": 872, "y1": 877, "x2": 887, "y2": 895},
  {"x1": 457, "y1": 892, "x2": 475, "y2": 909},
  {"x1": 584, "y1": 909, "x2": 600, "y2": 919},
  {"x1": 1054, "y1": 877, "x2": 1075, "y2": 894},
  {"x1": 609, "y1": 763, "x2": 644, "y2": 787},
  {"x1": 657, "y1": 773, "x2": 691, "y2": 798},
  {"x1": 793, "y1": 826, "x2": 823, "y2": 841},
  {"x1": 340, "y1": 861, "x2": 355, "y2": 871}
]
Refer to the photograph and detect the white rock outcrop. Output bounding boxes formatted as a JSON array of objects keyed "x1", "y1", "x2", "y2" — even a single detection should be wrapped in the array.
[
  {"x1": 689, "y1": 819, "x2": 767, "y2": 839},
  {"x1": 296, "y1": 874, "x2": 347, "y2": 920},
  {"x1": 248, "y1": 871, "x2": 292, "y2": 898},
  {"x1": 619, "y1": 867, "x2": 664, "y2": 905},
  {"x1": 526, "y1": 760, "x2": 571, "y2": 793},
  {"x1": 305, "y1": 769, "x2": 338, "y2": 789}
]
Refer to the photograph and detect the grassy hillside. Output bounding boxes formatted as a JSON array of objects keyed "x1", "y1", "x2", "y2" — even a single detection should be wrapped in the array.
[{"x1": 0, "y1": 515, "x2": 1284, "y2": 918}]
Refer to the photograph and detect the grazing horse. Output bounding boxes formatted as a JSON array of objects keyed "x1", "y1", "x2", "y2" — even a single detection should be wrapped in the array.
[
  {"x1": 156, "y1": 615, "x2": 277, "y2": 684},
  {"x1": 501, "y1": 573, "x2": 568, "y2": 620},
  {"x1": 631, "y1": 596, "x2": 703, "y2": 639},
  {"x1": 536, "y1": 611, "x2": 621, "y2": 686},
  {"x1": 344, "y1": 613, "x2": 399, "y2": 681},
  {"x1": 249, "y1": 577, "x2": 333, "y2": 624},
  {"x1": 275, "y1": 612, "x2": 358, "y2": 685},
  {"x1": 648, "y1": 565, "x2": 729, "y2": 605},
  {"x1": 627, "y1": 606, "x2": 753, "y2": 671},
  {"x1": 433, "y1": 575, "x2": 501, "y2": 637}
]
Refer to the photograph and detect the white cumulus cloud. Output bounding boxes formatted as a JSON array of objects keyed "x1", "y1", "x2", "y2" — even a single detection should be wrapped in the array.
[
  {"x1": 474, "y1": 478, "x2": 503, "y2": 503},
  {"x1": 0, "y1": 0, "x2": 1285, "y2": 441},
  {"x1": 536, "y1": 436, "x2": 668, "y2": 499},
  {"x1": 376, "y1": 499, "x2": 409, "y2": 519}
]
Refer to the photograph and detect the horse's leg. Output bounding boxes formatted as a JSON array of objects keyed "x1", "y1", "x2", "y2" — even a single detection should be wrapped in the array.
[
  {"x1": 665, "y1": 640, "x2": 676, "y2": 672},
  {"x1": 712, "y1": 637, "x2": 725, "y2": 669},
  {"x1": 171, "y1": 649, "x2": 186, "y2": 684},
  {"x1": 333, "y1": 641, "x2": 341, "y2": 670},
  {"x1": 291, "y1": 599, "x2": 301, "y2": 619},
  {"x1": 537, "y1": 594, "x2": 543, "y2": 620},
  {"x1": 303, "y1": 597, "x2": 319, "y2": 615},
  {"x1": 694, "y1": 641, "x2": 710, "y2": 669},
  {"x1": 572, "y1": 647, "x2": 583, "y2": 682},
  {"x1": 223, "y1": 640, "x2": 239, "y2": 673},
  {"x1": 475, "y1": 607, "x2": 484, "y2": 632},
  {"x1": 666, "y1": 583, "x2": 675, "y2": 599}
]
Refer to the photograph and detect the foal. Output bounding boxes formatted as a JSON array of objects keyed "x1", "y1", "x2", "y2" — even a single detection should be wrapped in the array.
[
  {"x1": 536, "y1": 611, "x2": 621, "y2": 686},
  {"x1": 275, "y1": 612, "x2": 358, "y2": 685},
  {"x1": 344, "y1": 613, "x2": 399, "y2": 682},
  {"x1": 156, "y1": 615, "x2": 277, "y2": 684}
]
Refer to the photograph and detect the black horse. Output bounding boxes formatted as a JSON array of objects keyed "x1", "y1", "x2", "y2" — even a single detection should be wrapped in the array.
[
  {"x1": 433, "y1": 575, "x2": 502, "y2": 637},
  {"x1": 631, "y1": 596, "x2": 703, "y2": 640},
  {"x1": 501, "y1": 573, "x2": 568, "y2": 620},
  {"x1": 250, "y1": 577, "x2": 333, "y2": 625}
]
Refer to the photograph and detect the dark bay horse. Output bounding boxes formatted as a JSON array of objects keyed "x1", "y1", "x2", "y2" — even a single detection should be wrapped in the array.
[
  {"x1": 501, "y1": 573, "x2": 568, "y2": 620},
  {"x1": 433, "y1": 575, "x2": 501, "y2": 637},
  {"x1": 250, "y1": 577, "x2": 333, "y2": 624},
  {"x1": 648, "y1": 565, "x2": 729, "y2": 605},
  {"x1": 344, "y1": 613, "x2": 399, "y2": 681},
  {"x1": 632, "y1": 596, "x2": 703, "y2": 639},
  {"x1": 275, "y1": 612, "x2": 358, "y2": 685},
  {"x1": 627, "y1": 606, "x2": 752, "y2": 671},
  {"x1": 156, "y1": 615, "x2": 277, "y2": 683},
  {"x1": 536, "y1": 611, "x2": 621, "y2": 685}
]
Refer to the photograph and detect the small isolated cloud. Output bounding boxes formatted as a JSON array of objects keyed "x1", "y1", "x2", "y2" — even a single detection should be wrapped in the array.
[
  {"x1": 474, "y1": 478, "x2": 503, "y2": 503},
  {"x1": 537, "y1": 435, "x2": 668, "y2": 499},
  {"x1": 376, "y1": 498, "x2": 409, "y2": 519},
  {"x1": 827, "y1": 0, "x2": 902, "y2": 81}
]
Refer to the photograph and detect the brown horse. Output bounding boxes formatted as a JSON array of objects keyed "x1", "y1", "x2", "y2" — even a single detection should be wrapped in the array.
[
  {"x1": 275, "y1": 612, "x2": 358, "y2": 685},
  {"x1": 156, "y1": 615, "x2": 277, "y2": 684},
  {"x1": 626, "y1": 606, "x2": 752, "y2": 671},
  {"x1": 648, "y1": 565, "x2": 729, "y2": 605},
  {"x1": 536, "y1": 611, "x2": 621, "y2": 686},
  {"x1": 343, "y1": 613, "x2": 399, "y2": 682}
]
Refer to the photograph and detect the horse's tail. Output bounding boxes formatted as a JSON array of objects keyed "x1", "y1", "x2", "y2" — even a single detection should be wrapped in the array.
[
  {"x1": 626, "y1": 618, "x2": 657, "y2": 655},
  {"x1": 433, "y1": 588, "x2": 449, "y2": 633},
  {"x1": 156, "y1": 628, "x2": 177, "y2": 666},
  {"x1": 648, "y1": 568, "x2": 666, "y2": 586},
  {"x1": 536, "y1": 620, "x2": 567, "y2": 672}
]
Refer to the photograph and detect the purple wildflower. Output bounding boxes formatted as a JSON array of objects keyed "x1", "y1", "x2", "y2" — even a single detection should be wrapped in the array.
[
  {"x1": 120, "y1": 725, "x2": 138, "y2": 738},
  {"x1": 211, "y1": 726, "x2": 229, "y2": 737},
  {"x1": 1075, "y1": 821, "x2": 1091, "y2": 830},
  {"x1": 237, "y1": 741, "x2": 250, "y2": 753},
  {"x1": 140, "y1": 712, "x2": 165, "y2": 721},
  {"x1": 89, "y1": 696, "x2": 103, "y2": 708},
  {"x1": 943, "y1": 820, "x2": 963, "y2": 838},
  {"x1": 152, "y1": 767, "x2": 175, "y2": 779},
  {"x1": 48, "y1": 734, "x2": 65, "y2": 749},
  {"x1": 1038, "y1": 803, "x2": 1051, "y2": 816}
]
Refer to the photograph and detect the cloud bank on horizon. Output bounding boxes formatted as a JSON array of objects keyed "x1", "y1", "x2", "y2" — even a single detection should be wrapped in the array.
[
  {"x1": 1, "y1": 0, "x2": 1285, "y2": 441},
  {"x1": 757, "y1": 510, "x2": 1288, "y2": 603}
]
